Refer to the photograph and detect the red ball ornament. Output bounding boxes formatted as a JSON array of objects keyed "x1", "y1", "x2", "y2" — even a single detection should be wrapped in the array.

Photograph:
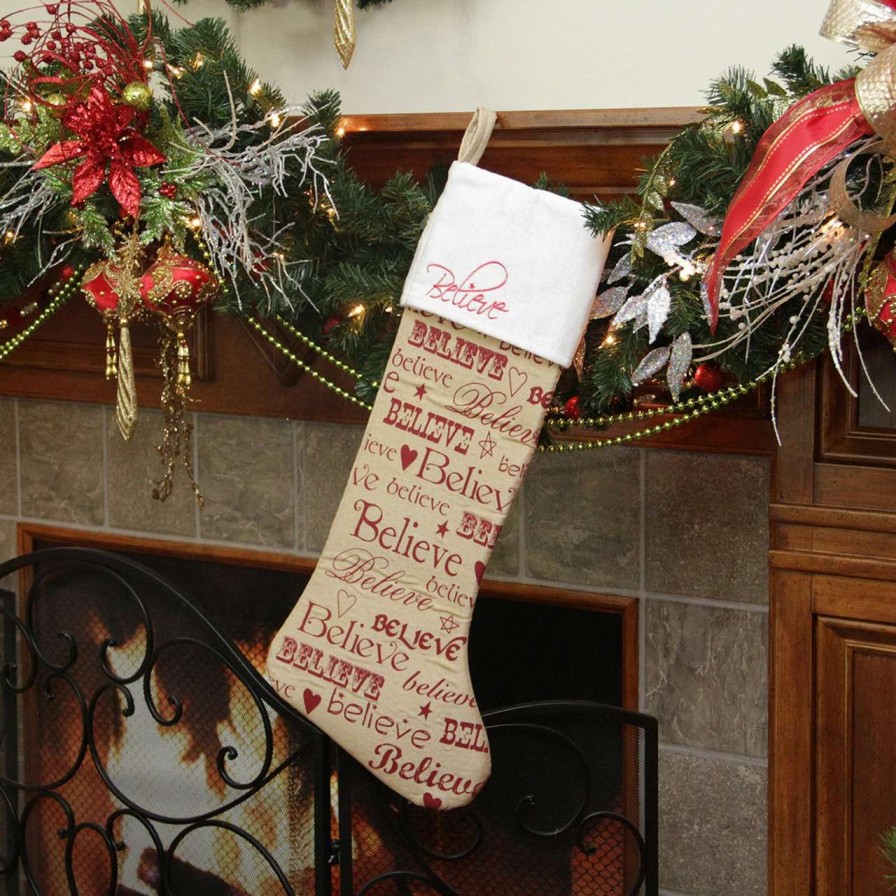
[
  {"x1": 693, "y1": 361, "x2": 724, "y2": 393},
  {"x1": 59, "y1": 263, "x2": 76, "y2": 281},
  {"x1": 865, "y1": 251, "x2": 896, "y2": 349},
  {"x1": 563, "y1": 395, "x2": 581, "y2": 420},
  {"x1": 140, "y1": 245, "x2": 218, "y2": 317},
  {"x1": 140, "y1": 243, "x2": 219, "y2": 388},
  {"x1": 81, "y1": 266, "x2": 119, "y2": 313}
]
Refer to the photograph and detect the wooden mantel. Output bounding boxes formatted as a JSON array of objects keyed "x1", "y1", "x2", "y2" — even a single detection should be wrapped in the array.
[{"x1": 0, "y1": 106, "x2": 776, "y2": 453}]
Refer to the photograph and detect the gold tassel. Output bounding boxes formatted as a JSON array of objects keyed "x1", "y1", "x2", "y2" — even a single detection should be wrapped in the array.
[
  {"x1": 105, "y1": 324, "x2": 118, "y2": 379},
  {"x1": 176, "y1": 327, "x2": 191, "y2": 388},
  {"x1": 115, "y1": 319, "x2": 138, "y2": 441},
  {"x1": 334, "y1": 0, "x2": 356, "y2": 69}
]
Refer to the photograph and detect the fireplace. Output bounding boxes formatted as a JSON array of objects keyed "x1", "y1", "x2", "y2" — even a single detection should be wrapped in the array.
[{"x1": 0, "y1": 525, "x2": 653, "y2": 895}]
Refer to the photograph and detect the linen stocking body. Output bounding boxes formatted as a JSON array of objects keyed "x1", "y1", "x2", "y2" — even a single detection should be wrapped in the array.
[
  {"x1": 267, "y1": 308, "x2": 560, "y2": 808},
  {"x1": 267, "y1": 160, "x2": 608, "y2": 808}
]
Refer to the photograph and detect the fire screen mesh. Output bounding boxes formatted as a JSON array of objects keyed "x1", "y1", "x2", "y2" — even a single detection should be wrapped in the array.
[{"x1": 0, "y1": 547, "x2": 657, "y2": 896}]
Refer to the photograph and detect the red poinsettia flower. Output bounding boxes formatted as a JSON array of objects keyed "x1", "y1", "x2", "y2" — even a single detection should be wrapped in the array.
[{"x1": 32, "y1": 80, "x2": 165, "y2": 219}]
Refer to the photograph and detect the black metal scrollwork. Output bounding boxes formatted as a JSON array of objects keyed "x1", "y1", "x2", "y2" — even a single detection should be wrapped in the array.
[{"x1": 0, "y1": 549, "x2": 658, "y2": 896}]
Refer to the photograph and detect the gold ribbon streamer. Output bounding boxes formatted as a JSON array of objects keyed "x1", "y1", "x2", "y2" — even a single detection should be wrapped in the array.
[
  {"x1": 115, "y1": 319, "x2": 138, "y2": 440},
  {"x1": 829, "y1": 140, "x2": 896, "y2": 230},
  {"x1": 334, "y1": 0, "x2": 356, "y2": 69}
]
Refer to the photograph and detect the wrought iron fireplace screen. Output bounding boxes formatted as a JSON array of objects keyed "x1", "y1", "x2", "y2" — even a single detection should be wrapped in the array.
[{"x1": 0, "y1": 547, "x2": 658, "y2": 895}]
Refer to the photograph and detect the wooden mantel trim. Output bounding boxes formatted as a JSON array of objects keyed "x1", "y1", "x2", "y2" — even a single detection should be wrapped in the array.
[
  {"x1": 340, "y1": 107, "x2": 705, "y2": 133},
  {"x1": 340, "y1": 107, "x2": 706, "y2": 202}
]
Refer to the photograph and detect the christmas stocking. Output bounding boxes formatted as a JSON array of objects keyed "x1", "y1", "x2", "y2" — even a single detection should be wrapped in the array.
[{"x1": 267, "y1": 158, "x2": 609, "y2": 809}]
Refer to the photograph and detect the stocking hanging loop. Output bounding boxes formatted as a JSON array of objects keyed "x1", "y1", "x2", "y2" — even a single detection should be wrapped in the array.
[{"x1": 457, "y1": 107, "x2": 497, "y2": 166}]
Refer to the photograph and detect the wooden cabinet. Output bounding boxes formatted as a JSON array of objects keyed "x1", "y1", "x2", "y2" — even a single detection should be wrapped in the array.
[{"x1": 771, "y1": 333, "x2": 896, "y2": 895}]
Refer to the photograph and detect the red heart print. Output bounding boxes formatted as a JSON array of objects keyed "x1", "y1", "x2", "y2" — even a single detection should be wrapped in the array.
[
  {"x1": 423, "y1": 793, "x2": 443, "y2": 810},
  {"x1": 474, "y1": 561, "x2": 486, "y2": 585},
  {"x1": 303, "y1": 689, "x2": 322, "y2": 714},
  {"x1": 400, "y1": 445, "x2": 418, "y2": 471}
]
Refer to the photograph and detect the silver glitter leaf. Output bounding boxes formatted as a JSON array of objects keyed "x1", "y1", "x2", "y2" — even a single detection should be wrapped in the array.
[
  {"x1": 646, "y1": 222, "x2": 698, "y2": 263},
  {"x1": 607, "y1": 253, "x2": 632, "y2": 284},
  {"x1": 666, "y1": 332, "x2": 693, "y2": 401},
  {"x1": 612, "y1": 293, "x2": 649, "y2": 329},
  {"x1": 631, "y1": 346, "x2": 671, "y2": 386},
  {"x1": 671, "y1": 201, "x2": 722, "y2": 236},
  {"x1": 591, "y1": 286, "x2": 628, "y2": 319},
  {"x1": 647, "y1": 281, "x2": 672, "y2": 344},
  {"x1": 700, "y1": 279, "x2": 712, "y2": 321}
]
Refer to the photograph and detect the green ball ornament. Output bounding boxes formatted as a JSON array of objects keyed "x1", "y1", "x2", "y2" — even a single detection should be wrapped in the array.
[{"x1": 121, "y1": 81, "x2": 153, "y2": 111}]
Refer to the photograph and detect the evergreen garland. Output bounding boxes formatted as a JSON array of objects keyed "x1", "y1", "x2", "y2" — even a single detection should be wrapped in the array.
[
  {"x1": 579, "y1": 46, "x2": 863, "y2": 415},
  {"x1": 0, "y1": 11, "x2": 889, "y2": 449}
]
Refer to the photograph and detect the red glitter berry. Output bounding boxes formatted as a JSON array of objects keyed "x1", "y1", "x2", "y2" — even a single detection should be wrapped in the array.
[
  {"x1": 13, "y1": 50, "x2": 26, "y2": 61},
  {"x1": 0, "y1": 31, "x2": 11, "y2": 42},
  {"x1": 45, "y1": 39, "x2": 55, "y2": 49},
  {"x1": 159, "y1": 182, "x2": 178, "y2": 199},
  {"x1": 563, "y1": 395, "x2": 582, "y2": 420},
  {"x1": 45, "y1": 3, "x2": 59, "y2": 13},
  {"x1": 51, "y1": 29, "x2": 61, "y2": 39},
  {"x1": 20, "y1": 34, "x2": 32, "y2": 45},
  {"x1": 693, "y1": 362, "x2": 725, "y2": 393},
  {"x1": 60, "y1": 264, "x2": 75, "y2": 280},
  {"x1": 65, "y1": 22, "x2": 76, "y2": 33}
]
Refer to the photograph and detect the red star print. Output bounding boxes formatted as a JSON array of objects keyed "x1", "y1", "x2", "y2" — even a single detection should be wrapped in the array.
[
  {"x1": 415, "y1": 384, "x2": 427, "y2": 399},
  {"x1": 419, "y1": 702, "x2": 432, "y2": 719},
  {"x1": 436, "y1": 521, "x2": 449, "y2": 537}
]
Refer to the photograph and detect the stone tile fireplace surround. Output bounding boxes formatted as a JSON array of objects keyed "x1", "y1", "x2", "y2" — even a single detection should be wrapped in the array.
[{"x1": 0, "y1": 396, "x2": 769, "y2": 896}]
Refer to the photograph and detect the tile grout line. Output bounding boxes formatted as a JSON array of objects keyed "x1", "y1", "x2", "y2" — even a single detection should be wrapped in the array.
[
  {"x1": 659, "y1": 740, "x2": 769, "y2": 768},
  {"x1": 639, "y1": 447, "x2": 647, "y2": 714},
  {"x1": 13, "y1": 398, "x2": 22, "y2": 519},
  {"x1": 515, "y1": 477, "x2": 526, "y2": 581},
  {"x1": 101, "y1": 404, "x2": 110, "y2": 528},
  {"x1": 193, "y1": 412, "x2": 202, "y2": 539},
  {"x1": 300, "y1": 420, "x2": 306, "y2": 553}
]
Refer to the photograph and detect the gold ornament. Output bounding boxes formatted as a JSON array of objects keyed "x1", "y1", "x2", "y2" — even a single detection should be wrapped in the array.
[
  {"x1": 334, "y1": 0, "x2": 356, "y2": 69},
  {"x1": 81, "y1": 231, "x2": 146, "y2": 441},
  {"x1": 140, "y1": 241, "x2": 220, "y2": 503},
  {"x1": 121, "y1": 81, "x2": 153, "y2": 111}
]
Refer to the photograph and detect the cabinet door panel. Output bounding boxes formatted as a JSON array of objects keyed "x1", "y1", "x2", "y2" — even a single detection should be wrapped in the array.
[{"x1": 816, "y1": 616, "x2": 896, "y2": 896}]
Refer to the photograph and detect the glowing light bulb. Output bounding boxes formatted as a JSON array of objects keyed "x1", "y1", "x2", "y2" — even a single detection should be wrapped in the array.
[
  {"x1": 249, "y1": 78, "x2": 262, "y2": 97},
  {"x1": 348, "y1": 304, "x2": 365, "y2": 318}
]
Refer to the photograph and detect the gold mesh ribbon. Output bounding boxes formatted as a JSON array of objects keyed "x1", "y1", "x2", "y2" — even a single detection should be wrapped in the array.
[
  {"x1": 334, "y1": 0, "x2": 356, "y2": 69},
  {"x1": 821, "y1": 0, "x2": 896, "y2": 229},
  {"x1": 821, "y1": 0, "x2": 896, "y2": 145}
]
